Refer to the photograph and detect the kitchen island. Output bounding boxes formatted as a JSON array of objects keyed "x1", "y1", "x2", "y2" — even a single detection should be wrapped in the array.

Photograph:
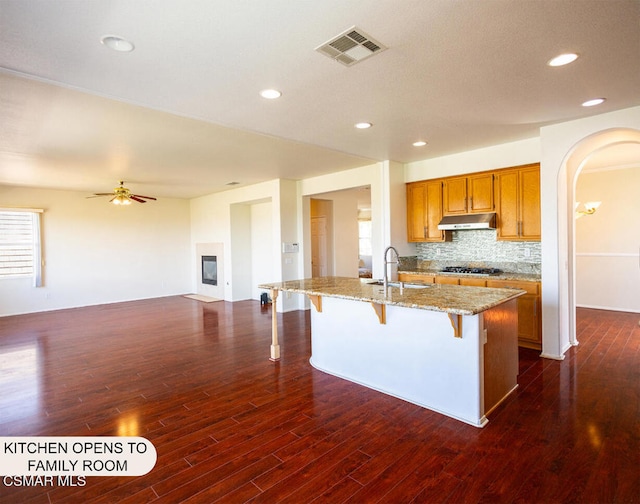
[{"x1": 259, "y1": 277, "x2": 525, "y2": 427}]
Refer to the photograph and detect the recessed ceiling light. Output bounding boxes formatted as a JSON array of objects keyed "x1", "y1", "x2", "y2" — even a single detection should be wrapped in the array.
[
  {"x1": 413, "y1": 141, "x2": 427, "y2": 147},
  {"x1": 582, "y1": 98, "x2": 606, "y2": 107},
  {"x1": 259, "y1": 89, "x2": 282, "y2": 99},
  {"x1": 547, "y1": 53, "x2": 579, "y2": 67},
  {"x1": 355, "y1": 122, "x2": 372, "y2": 129},
  {"x1": 101, "y1": 35, "x2": 135, "y2": 52}
]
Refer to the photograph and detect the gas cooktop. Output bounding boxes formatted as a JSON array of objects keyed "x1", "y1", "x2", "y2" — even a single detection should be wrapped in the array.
[{"x1": 439, "y1": 266, "x2": 503, "y2": 276}]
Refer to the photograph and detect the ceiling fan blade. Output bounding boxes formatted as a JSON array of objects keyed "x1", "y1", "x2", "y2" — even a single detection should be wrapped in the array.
[
  {"x1": 131, "y1": 194, "x2": 157, "y2": 200},
  {"x1": 129, "y1": 196, "x2": 147, "y2": 203},
  {"x1": 109, "y1": 196, "x2": 117, "y2": 203},
  {"x1": 86, "y1": 194, "x2": 113, "y2": 198}
]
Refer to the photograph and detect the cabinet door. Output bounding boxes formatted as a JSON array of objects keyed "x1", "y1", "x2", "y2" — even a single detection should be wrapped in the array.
[
  {"x1": 406, "y1": 182, "x2": 427, "y2": 241},
  {"x1": 519, "y1": 167, "x2": 541, "y2": 240},
  {"x1": 435, "y1": 275, "x2": 460, "y2": 285},
  {"x1": 425, "y1": 179, "x2": 445, "y2": 241},
  {"x1": 398, "y1": 273, "x2": 435, "y2": 284},
  {"x1": 459, "y1": 277, "x2": 487, "y2": 287},
  {"x1": 468, "y1": 173, "x2": 494, "y2": 213},
  {"x1": 495, "y1": 169, "x2": 520, "y2": 240},
  {"x1": 443, "y1": 177, "x2": 468, "y2": 215},
  {"x1": 487, "y1": 280, "x2": 541, "y2": 348},
  {"x1": 516, "y1": 294, "x2": 539, "y2": 346}
]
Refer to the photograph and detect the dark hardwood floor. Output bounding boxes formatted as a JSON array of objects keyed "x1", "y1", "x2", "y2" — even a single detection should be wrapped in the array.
[{"x1": 0, "y1": 298, "x2": 638, "y2": 503}]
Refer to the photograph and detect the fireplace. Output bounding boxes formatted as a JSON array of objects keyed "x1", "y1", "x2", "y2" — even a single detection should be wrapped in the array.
[{"x1": 201, "y1": 255, "x2": 217, "y2": 285}]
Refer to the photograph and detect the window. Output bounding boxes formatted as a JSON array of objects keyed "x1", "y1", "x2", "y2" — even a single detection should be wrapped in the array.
[
  {"x1": 358, "y1": 219, "x2": 372, "y2": 256},
  {"x1": 0, "y1": 209, "x2": 43, "y2": 285}
]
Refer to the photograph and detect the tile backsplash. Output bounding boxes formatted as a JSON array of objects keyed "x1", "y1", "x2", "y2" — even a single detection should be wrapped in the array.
[{"x1": 412, "y1": 229, "x2": 541, "y2": 274}]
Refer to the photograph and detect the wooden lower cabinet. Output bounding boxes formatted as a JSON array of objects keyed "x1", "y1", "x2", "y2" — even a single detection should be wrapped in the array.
[
  {"x1": 459, "y1": 277, "x2": 487, "y2": 287},
  {"x1": 398, "y1": 273, "x2": 541, "y2": 350},
  {"x1": 487, "y1": 280, "x2": 541, "y2": 350},
  {"x1": 435, "y1": 275, "x2": 460, "y2": 285},
  {"x1": 397, "y1": 273, "x2": 435, "y2": 284}
]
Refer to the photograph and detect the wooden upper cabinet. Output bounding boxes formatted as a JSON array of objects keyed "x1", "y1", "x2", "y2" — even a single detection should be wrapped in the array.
[
  {"x1": 494, "y1": 170, "x2": 520, "y2": 239},
  {"x1": 495, "y1": 164, "x2": 540, "y2": 241},
  {"x1": 407, "y1": 182, "x2": 427, "y2": 241},
  {"x1": 443, "y1": 177, "x2": 468, "y2": 215},
  {"x1": 425, "y1": 180, "x2": 445, "y2": 241},
  {"x1": 443, "y1": 173, "x2": 494, "y2": 215},
  {"x1": 408, "y1": 164, "x2": 539, "y2": 242},
  {"x1": 406, "y1": 180, "x2": 446, "y2": 242},
  {"x1": 519, "y1": 167, "x2": 541, "y2": 239},
  {"x1": 468, "y1": 173, "x2": 494, "y2": 213}
]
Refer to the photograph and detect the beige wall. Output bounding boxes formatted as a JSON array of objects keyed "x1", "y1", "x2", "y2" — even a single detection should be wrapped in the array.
[
  {"x1": 190, "y1": 179, "x2": 301, "y2": 311},
  {"x1": 0, "y1": 185, "x2": 191, "y2": 316},
  {"x1": 575, "y1": 166, "x2": 640, "y2": 312}
]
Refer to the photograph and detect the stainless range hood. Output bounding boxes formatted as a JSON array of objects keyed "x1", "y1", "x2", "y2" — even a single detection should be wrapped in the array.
[{"x1": 437, "y1": 213, "x2": 496, "y2": 230}]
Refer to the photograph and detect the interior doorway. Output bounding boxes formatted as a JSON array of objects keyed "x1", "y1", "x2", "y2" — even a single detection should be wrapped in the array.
[
  {"x1": 308, "y1": 187, "x2": 371, "y2": 279},
  {"x1": 575, "y1": 148, "x2": 640, "y2": 314},
  {"x1": 229, "y1": 198, "x2": 274, "y2": 301},
  {"x1": 562, "y1": 128, "x2": 640, "y2": 346}
]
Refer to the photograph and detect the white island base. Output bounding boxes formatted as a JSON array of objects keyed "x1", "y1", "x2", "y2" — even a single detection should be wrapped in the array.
[{"x1": 308, "y1": 296, "x2": 518, "y2": 427}]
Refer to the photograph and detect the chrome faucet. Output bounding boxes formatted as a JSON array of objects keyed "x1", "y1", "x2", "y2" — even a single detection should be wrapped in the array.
[{"x1": 383, "y1": 246, "x2": 399, "y2": 291}]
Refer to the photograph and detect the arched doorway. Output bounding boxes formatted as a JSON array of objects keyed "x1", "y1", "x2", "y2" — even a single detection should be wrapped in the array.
[{"x1": 559, "y1": 128, "x2": 640, "y2": 346}]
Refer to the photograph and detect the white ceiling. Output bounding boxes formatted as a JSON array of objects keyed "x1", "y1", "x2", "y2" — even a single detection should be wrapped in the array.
[{"x1": 0, "y1": 0, "x2": 639, "y2": 199}]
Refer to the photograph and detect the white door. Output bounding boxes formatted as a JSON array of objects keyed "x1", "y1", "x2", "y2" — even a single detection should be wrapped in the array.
[{"x1": 311, "y1": 216, "x2": 328, "y2": 277}]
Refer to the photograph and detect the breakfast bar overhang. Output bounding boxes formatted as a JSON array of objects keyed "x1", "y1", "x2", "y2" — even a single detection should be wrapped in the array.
[{"x1": 259, "y1": 277, "x2": 525, "y2": 427}]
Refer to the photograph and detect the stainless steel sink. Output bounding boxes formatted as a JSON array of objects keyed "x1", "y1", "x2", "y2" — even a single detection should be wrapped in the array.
[{"x1": 366, "y1": 280, "x2": 431, "y2": 289}]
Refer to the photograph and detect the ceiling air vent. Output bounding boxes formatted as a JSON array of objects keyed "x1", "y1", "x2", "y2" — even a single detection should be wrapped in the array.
[{"x1": 315, "y1": 27, "x2": 387, "y2": 67}]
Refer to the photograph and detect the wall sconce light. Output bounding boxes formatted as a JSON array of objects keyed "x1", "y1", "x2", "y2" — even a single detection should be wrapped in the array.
[{"x1": 575, "y1": 201, "x2": 601, "y2": 219}]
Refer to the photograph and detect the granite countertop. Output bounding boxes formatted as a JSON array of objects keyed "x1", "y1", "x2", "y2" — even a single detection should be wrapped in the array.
[
  {"x1": 398, "y1": 269, "x2": 541, "y2": 282},
  {"x1": 258, "y1": 276, "x2": 525, "y2": 316}
]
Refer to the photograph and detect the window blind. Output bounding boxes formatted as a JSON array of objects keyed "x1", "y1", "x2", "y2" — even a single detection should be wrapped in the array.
[{"x1": 0, "y1": 210, "x2": 43, "y2": 285}]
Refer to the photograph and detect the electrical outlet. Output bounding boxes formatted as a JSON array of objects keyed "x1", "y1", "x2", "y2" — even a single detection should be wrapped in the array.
[{"x1": 524, "y1": 248, "x2": 531, "y2": 258}]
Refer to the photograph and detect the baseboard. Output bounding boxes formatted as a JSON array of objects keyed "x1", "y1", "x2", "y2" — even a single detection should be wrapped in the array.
[
  {"x1": 576, "y1": 303, "x2": 640, "y2": 314},
  {"x1": 540, "y1": 352, "x2": 565, "y2": 361}
]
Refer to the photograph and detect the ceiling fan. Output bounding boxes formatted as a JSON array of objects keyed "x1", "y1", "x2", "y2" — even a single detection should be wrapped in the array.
[{"x1": 87, "y1": 181, "x2": 157, "y2": 205}]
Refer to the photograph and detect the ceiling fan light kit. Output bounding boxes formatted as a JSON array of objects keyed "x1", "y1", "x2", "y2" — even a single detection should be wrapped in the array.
[
  {"x1": 112, "y1": 195, "x2": 131, "y2": 205},
  {"x1": 87, "y1": 181, "x2": 157, "y2": 205}
]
